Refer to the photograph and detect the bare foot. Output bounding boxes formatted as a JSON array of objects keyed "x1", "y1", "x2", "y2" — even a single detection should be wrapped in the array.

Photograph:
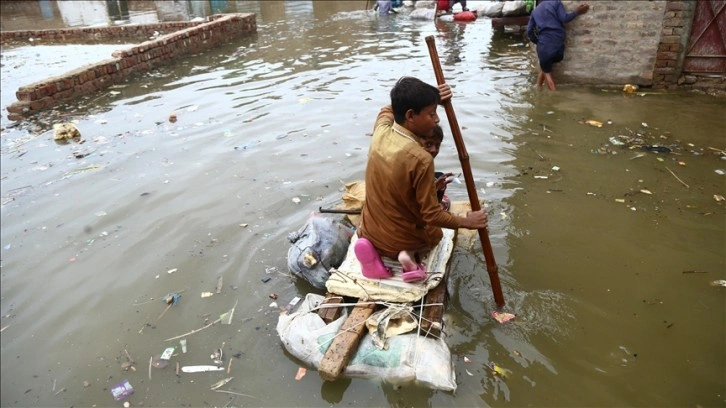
[
  {"x1": 544, "y1": 72, "x2": 556, "y2": 91},
  {"x1": 398, "y1": 250, "x2": 418, "y2": 272}
]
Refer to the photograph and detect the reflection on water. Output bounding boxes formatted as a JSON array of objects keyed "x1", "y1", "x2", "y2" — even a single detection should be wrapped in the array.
[{"x1": 1, "y1": 1, "x2": 724, "y2": 407}]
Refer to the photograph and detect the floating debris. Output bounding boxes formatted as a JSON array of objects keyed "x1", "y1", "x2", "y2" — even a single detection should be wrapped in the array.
[
  {"x1": 492, "y1": 311, "x2": 515, "y2": 323},
  {"x1": 285, "y1": 296, "x2": 301, "y2": 313},
  {"x1": 162, "y1": 293, "x2": 182, "y2": 305},
  {"x1": 582, "y1": 119, "x2": 603, "y2": 128},
  {"x1": 608, "y1": 136, "x2": 626, "y2": 146},
  {"x1": 295, "y1": 367, "x2": 307, "y2": 380},
  {"x1": 151, "y1": 356, "x2": 169, "y2": 369},
  {"x1": 211, "y1": 377, "x2": 234, "y2": 390},
  {"x1": 160, "y1": 346, "x2": 175, "y2": 360},
  {"x1": 53, "y1": 123, "x2": 81, "y2": 141},
  {"x1": 488, "y1": 362, "x2": 511, "y2": 379},
  {"x1": 181, "y1": 365, "x2": 225, "y2": 373},
  {"x1": 110, "y1": 379, "x2": 134, "y2": 401},
  {"x1": 641, "y1": 145, "x2": 671, "y2": 153}
]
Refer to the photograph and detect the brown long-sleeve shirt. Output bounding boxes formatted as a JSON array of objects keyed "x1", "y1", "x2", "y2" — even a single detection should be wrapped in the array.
[{"x1": 358, "y1": 106, "x2": 463, "y2": 258}]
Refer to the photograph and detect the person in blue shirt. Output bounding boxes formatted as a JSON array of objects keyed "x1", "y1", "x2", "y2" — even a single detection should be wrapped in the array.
[{"x1": 527, "y1": 0, "x2": 589, "y2": 90}]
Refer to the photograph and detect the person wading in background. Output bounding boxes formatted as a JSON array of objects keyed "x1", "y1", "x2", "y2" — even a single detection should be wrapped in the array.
[{"x1": 527, "y1": 0, "x2": 590, "y2": 91}]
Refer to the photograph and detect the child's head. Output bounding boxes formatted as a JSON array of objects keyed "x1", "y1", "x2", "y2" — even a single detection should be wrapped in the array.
[
  {"x1": 390, "y1": 77, "x2": 441, "y2": 139},
  {"x1": 422, "y1": 124, "x2": 444, "y2": 158}
]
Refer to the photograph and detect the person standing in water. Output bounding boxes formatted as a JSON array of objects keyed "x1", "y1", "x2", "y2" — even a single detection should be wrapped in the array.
[{"x1": 527, "y1": 0, "x2": 590, "y2": 91}]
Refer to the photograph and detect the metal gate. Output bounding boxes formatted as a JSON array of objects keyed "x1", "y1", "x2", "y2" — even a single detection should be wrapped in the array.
[{"x1": 683, "y1": 1, "x2": 726, "y2": 75}]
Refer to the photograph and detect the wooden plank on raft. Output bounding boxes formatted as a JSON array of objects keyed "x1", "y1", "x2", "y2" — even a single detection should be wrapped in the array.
[
  {"x1": 318, "y1": 300, "x2": 376, "y2": 381},
  {"x1": 317, "y1": 293, "x2": 344, "y2": 324},
  {"x1": 420, "y1": 201, "x2": 469, "y2": 337},
  {"x1": 419, "y1": 275, "x2": 447, "y2": 337}
]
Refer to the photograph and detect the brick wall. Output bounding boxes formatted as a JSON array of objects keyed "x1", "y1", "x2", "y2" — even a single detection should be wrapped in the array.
[
  {"x1": 538, "y1": 1, "x2": 723, "y2": 91},
  {"x1": 553, "y1": 0, "x2": 668, "y2": 86},
  {"x1": 652, "y1": 0, "x2": 694, "y2": 88},
  {"x1": 1, "y1": 21, "x2": 202, "y2": 44},
  {"x1": 5, "y1": 13, "x2": 256, "y2": 120}
]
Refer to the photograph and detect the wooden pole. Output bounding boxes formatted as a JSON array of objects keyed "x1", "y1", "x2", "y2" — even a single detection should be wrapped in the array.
[{"x1": 425, "y1": 35, "x2": 505, "y2": 308}]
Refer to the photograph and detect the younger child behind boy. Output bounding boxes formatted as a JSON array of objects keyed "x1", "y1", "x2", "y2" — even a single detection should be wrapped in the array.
[{"x1": 423, "y1": 124, "x2": 454, "y2": 211}]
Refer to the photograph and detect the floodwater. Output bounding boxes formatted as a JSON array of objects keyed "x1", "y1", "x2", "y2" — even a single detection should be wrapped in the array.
[{"x1": 1, "y1": 1, "x2": 725, "y2": 407}]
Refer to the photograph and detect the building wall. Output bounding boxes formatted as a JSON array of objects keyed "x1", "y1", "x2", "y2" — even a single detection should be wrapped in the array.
[
  {"x1": 554, "y1": 0, "x2": 668, "y2": 86},
  {"x1": 545, "y1": 0, "x2": 724, "y2": 91}
]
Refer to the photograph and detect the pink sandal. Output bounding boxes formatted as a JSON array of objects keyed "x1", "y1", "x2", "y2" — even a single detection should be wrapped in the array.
[
  {"x1": 354, "y1": 238, "x2": 393, "y2": 279},
  {"x1": 402, "y1": 264, "x2": 427, "y2": 283}
]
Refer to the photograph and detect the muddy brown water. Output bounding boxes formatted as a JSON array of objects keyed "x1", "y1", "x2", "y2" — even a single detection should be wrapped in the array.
[{"x1": 1, "y1": 1, "x2": 724, "y2": 407}]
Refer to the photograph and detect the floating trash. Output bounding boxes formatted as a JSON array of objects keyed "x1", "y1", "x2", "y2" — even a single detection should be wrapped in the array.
[
  {"x1": 181, "y1": 365, "x2": 224, "y2": 373},
  {"x1": 53, "y1": 123, "x2": 81, "y2": 141},
  {"x1": 492, "y1": 311, "x2": 515, "y2": 323},
  {"x1": 211, "y1": 377, "x2": 234, "y2": 390},
  {"x1": 641, "y1": 145, "x2": 671, "y2": 153},
  {"x1": 162, "y1": 292, "x2": 182, "y2": 305},
  {"x1": 608, "y1": 136, "x2": 625, "y2": 146},
  {"x1": 488, "y1": 362, "x2": 511, "y2": 378},
  {"x1": 582, "y1": 119, "x2": 603, "y2": 128},
  {"x1": 160, "y1": 347, "x2": 175, "y2": 360},
  {"x1": 110, "y1": 379, "x2": 134, "y2": 401},
  {"x1": 151, "y1": 355, "x2": 169, "y2": 369}
]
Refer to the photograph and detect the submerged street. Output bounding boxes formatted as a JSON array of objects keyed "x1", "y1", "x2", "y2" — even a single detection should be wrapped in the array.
[{"x1": 1, "y1": 1, "x2": 724, "y2": 407}]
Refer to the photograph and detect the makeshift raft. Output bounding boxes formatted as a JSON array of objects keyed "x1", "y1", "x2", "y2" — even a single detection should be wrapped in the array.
[{"x1": 277, "y1": 201, "x2": 473, "y2": 391}]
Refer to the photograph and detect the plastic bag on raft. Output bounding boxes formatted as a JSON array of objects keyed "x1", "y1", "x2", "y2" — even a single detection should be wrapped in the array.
[
  {"x1": 276, "y1": 294, "x2": 457, "y2": 391},
  {"x1": 287, "y1": 214, "x2": 354, "y2": 289}
]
